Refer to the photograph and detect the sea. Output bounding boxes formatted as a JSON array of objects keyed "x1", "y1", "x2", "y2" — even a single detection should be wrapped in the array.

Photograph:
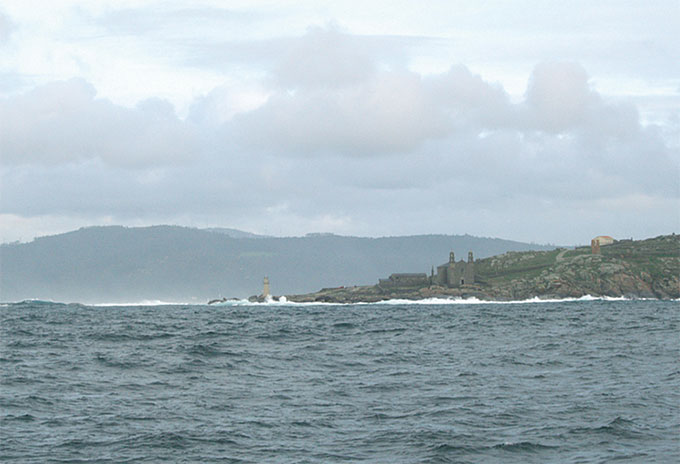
[{"x1": 1, "y1": 298, "x2": 678, "y2": 463}]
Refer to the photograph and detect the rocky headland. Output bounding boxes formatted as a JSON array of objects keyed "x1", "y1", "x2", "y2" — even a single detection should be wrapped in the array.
[{"x1": 286, "y1": 234, "x2": 680, "y2": 303}]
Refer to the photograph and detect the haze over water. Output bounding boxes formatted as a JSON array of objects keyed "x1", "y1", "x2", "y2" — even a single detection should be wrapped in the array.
[{"x1": 2, "y1": 299, "x2": 678, "y2": 463}]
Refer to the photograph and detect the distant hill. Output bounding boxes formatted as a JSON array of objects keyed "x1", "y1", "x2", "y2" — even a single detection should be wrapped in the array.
[
  {"x1": 203, "y1": 228, "x2": 269, "y2": 239},
  {"x1": 0, "y1": 225, "x2": 555, "y2": 303}
]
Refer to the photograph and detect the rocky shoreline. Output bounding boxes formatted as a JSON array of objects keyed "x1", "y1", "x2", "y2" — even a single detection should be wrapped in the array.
[{"x1": 285, "y1": 235, "x2": 679, "y2": 303}]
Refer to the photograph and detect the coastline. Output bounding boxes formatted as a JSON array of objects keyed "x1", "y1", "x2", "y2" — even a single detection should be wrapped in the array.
[
  {"x1": 3, "y1": 294, "x2": 676, "y2": 308},
  {"x1": 285, "y1": 234, "x2": 680, "y2": 304}
]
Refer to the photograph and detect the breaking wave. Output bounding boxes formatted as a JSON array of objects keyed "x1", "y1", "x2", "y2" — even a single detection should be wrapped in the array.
[
  {"x1": 91, "y1": 299, "x2": 195, "y2": 307},
  {"x1": 212, "y1": 294, "x2": 657, "y2": 307},
  {"x1": 2, "y1": 294, "x2": 666, "y2": 308}
]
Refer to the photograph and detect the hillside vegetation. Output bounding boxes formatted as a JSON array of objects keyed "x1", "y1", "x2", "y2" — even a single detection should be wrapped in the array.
[
  {"x1": 474, "y1": 234, "x2": 679, "y2": 299},
  {"x1": 289, "y1": 234, "x2": 679, "y2": 302},
  {"x1": 0, "y1": 226, "x2": 554, "y2": 303}
]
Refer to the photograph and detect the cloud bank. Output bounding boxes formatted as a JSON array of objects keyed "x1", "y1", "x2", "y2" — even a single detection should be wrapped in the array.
[{"x1": 1, "y1": 26, "x2": 678, "y2": 243}]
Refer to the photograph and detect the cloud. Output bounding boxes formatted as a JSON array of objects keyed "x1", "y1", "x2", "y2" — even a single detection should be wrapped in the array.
[
  {"x1": 235, "y1": 69, "x2": 442, "y2": 155},
  {"x1": 0, "y1": 10, "x2": 12, "y2": 44},
  {"x1": 274, "y1": 25, "x2": 377, "y2": 90},
  {"x1": 94, "y1": 6, "x2": 262, "y2": 37},
  {"x1": 229, "y1": 26, "x2": 516, "y2": 156},
  {"x1": 524, "y1": 62, "x2": 597, "y2": 132},
  {"x1": 0, "y1": 17, "x2": 677, "y2": 245},
  {"x1": 0, "y1": 78, "x2": 199, "y2": 167},
  {"x1": 425, "y1": 64, "x2": 513, "y2": 130}
]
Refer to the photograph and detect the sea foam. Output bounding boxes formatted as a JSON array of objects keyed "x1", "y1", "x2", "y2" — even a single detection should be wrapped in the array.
[{"x1": 5, "y1": 294, "x2": 664, "y2": 308}]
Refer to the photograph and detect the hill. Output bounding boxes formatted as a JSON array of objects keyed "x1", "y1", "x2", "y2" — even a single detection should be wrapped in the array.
[
  {"x1": 474, "y1": 234, "x2": 679, "y2": 300},
  {"x1": 0, "y1": 226, "x2": 555, "y2": 303},
  {"x1": 288, "y1": 234, "x2": 680, "y2": 302}
]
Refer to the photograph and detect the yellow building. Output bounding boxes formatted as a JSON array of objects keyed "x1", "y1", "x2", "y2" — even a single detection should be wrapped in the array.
[{"x1": 591, "y1": 235, "x2": 615, "y2": 254}]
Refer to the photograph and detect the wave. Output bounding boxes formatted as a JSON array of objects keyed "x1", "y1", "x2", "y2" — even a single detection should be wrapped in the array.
[
  {"x1": 91, "y1": 299, "x2": 195, "y2": 307},
  {"x1": 207, "y1": 296, "x2": 350, "y2": 307},
  {"x1": 291, "y1": 294, "x2": 656, "y2": 306},
  {"x1": 492, "y1": 441, "x2": 558, "y2": 452},
  {"x1": 3, "y1": 299, "x2": 67, "y2": 306},
  {"x1": 3, "y1": 294, "x2": 670, "y2": 308},
  {"x1": 0, "y1": 299, "x2": 191, "y2": 307},
  {"x1": 209, "y1": 294, "x2": 661, "y2": 307}
]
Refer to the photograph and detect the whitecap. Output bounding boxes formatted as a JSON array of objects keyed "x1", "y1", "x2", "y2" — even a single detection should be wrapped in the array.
[
  {"x1": 91, "y1": 300, "x2": 194, "y2": 307},
  {"x1": 209, "y1": 294, "x2": 661, "y2": 307}
]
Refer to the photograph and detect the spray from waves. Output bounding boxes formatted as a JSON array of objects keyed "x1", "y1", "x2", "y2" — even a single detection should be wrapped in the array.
[
  {"x1": 92, "y1": 300, "x2": 195, "y2": 307},
  {"x1": 5, "y1": 299, "x2": 63, "y2": 305},
  {"x1": 209, "y1": 298, "x2": 354, "y2": 307},
  {"x1": 209, "y1": 294, "x2": 659, "y2": 307},
  {"x1": 4, "y1": 295, "x2": 668, "y2": 308},
  {"x1": 333, "y1": 295, "x2": 656, "y2": 306},
  {"x1": 1, "y1": 298, "x2": 194, "y2": 307}
]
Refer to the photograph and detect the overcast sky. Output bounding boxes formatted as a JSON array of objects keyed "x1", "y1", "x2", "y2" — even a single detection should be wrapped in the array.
[{"x1": 0, "y1": 0, "x2": 678, "y2": 244}]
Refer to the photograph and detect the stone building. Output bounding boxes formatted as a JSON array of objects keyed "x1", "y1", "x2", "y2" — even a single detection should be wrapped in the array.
[
  {"x1": 433, "y1": 251, "x2": 475, "y2": 287},
  {"x1": 376, "y1": 251, "x2": 476, "y2": 289},
  {"x1": 591, "y1": 235, "x2": 615, "y2": 254},
  {"x1": 378, "y1": 273, "x2": 430, "y2": 288}
]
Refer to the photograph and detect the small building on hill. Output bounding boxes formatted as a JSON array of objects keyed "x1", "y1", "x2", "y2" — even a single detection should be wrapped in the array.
[{"x1": 591, "y1": 235, "x2": 615, "y2": 254}]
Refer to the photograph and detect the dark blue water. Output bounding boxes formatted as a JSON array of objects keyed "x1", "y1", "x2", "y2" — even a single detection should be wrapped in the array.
[{"x1": 1, "y1": 299, "x2": 678, "y2": 463}]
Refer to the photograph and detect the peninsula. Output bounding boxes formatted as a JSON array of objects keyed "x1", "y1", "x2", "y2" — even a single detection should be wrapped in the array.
[{"x1": 285, "y1": 234, "x2": 680, "y2": 302}]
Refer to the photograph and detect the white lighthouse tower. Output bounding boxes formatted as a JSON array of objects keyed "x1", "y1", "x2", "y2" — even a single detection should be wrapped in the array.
[{"x1": 263, "y1": 276, "x2": 270, "y2": 299}]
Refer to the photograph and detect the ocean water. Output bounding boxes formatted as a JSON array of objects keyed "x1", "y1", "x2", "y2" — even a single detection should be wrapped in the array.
[{"x1": 1, "y1": 299, "x2": 678, "y2": 463}]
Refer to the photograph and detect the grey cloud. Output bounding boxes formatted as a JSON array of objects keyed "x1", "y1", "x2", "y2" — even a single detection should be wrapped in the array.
[
  {"x1": 524, "y1": 62, "x2": 598, "y2": 132},
  {"x1": 230, "y1": 48, "x2": 674, "y2": 184},
  {"x1": 274, "y1": 25, "x2": 377, "y2": 90},
  {"x1": 3, "y1": 61, "x2": 674, "y2": 221},
  {"x1": 0, "y1": 72, "x2": 27, "y2": 93},
  {"x1": 1, "y1": 34, "x2": 677, "y2": 244},
  {"x1": 89, "y1": 6, "x2": 265, "y2": 38},
  {"x1": 229, "y1": 27, "x2": 513, "y2": 155},
  {"x1": 234, "y1": 70, "x2": 442, "y2": 156},
  {"x1": 2, "y1": 125, "x2": 676, "y2": 244},
  {"x1": 0, "y1": 10, "x2": 12, "y2": 44},
  {"x1": 187, "y1": 86, "x2": 236, "y2": 127},
  {"x1": 425, "y1": 65, "x2": 514, "y2": 130},
  {"x1": 182, "y1": 28, "x2": 416, "y2": 77},
  {"x1": 0, "y1": 79, "x2": 199, "y2": 167}
]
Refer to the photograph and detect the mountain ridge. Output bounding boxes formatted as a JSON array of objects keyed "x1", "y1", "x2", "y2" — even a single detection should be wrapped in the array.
[{"x1": 1, "y1": 225, "x2": 556, "y2": 303}]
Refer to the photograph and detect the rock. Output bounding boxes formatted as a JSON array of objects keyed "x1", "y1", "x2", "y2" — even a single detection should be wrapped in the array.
[{"x1": 285, "y1": 235, "x2": 679, "y2": 303}]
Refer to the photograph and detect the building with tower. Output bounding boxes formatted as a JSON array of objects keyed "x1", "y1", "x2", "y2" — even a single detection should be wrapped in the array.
[
  {"x1": 433, "y1": 251, "x2": 475, "y2": 287},
  {"x1": 377, "y1": 250, "x2": 475, "y2": 290}
]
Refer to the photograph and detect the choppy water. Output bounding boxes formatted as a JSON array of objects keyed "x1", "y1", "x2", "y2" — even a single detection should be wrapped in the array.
[{"x1": 1, "y1": 299, "x2": 678, "y2": 463}]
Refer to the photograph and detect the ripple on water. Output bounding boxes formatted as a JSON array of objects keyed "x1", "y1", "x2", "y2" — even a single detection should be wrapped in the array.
[{"x1": 0, "y1": 299, "x2": 678, "y2": 463}]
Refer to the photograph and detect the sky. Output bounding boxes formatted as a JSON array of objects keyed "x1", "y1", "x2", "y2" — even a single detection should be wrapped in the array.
[{"x1": 0, "y1": 0, "x2": 678, "y2": 245}]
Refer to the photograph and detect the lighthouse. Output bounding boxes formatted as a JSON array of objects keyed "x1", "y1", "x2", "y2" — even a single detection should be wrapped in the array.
[{"x1": 263, "y1": 276, "x2": 270, "y2": 298}]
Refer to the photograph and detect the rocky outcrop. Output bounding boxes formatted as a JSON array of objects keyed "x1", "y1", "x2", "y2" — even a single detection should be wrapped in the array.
[
  {"x1": 482, "y1": 255, "x2": 662, "y2": 300},
  {"x1": 286, "y1": 235, "x2": 679, "y2": 303}
]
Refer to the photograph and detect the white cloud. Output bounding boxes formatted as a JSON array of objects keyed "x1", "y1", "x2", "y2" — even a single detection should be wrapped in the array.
[
  {"x1": 1, "y1": 57, "x2": 677, "y2": 238},
  {"x1": 274, "y1": 25, "x2": 376, "y2": 90},
  {"x1": 0, "y1": 10, "x2": 12, "y2": 44},
  {"x1": 0, "y1": 78, "x2": 199, "y2": 167},
  {"x1": 0, "y1": 7, "x2": 677, "y2": 244},
  {"x1": 524, "y1": 62, "x2": 596, "y2": 132},
  {"x1": 235, "y1": 69, "x2": 441, "y2": 155}
]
